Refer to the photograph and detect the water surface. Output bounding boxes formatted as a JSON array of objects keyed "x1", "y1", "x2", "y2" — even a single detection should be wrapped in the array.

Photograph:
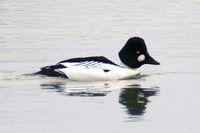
[{"x1": 0, "y1": 0, "x2": 200, "y2": 133}]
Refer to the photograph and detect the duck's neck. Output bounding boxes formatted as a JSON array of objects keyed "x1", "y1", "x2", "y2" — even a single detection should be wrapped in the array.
[{"x1": 118, "y1": 60, "x2": 137, "y2": 70}]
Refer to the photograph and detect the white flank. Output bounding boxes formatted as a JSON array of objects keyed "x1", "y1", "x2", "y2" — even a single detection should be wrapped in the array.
[{"x1": 58, "y1": 61, "x2": 139, "y2": 81}]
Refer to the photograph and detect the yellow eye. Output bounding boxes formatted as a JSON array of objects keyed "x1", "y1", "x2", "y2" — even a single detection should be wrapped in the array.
[{"x1": 136, "y1": 51, "x2": 140, "y2": 54}]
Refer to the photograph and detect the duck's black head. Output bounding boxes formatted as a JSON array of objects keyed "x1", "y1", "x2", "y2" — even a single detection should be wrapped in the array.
[{"x1": 118, "y1": 37, "x2": 160, "y2": 68}]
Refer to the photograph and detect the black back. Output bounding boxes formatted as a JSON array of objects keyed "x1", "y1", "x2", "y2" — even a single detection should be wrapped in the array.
[{"x1": 59, "y1": 56, "x2": 119, "y2": 66}]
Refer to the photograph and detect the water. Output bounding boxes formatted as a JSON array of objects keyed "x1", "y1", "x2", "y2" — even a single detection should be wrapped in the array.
[{"x1": 1, "y1": 0, "x2": 200, "y2": 133}]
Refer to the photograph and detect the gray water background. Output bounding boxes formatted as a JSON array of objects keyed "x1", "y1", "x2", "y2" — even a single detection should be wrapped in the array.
[{"x1": 0, "y1": 0, "x2": 200, "y2": 133}]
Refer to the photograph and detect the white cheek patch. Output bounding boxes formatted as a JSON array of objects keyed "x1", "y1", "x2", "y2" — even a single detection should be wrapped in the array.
[{"x1": 137, "y1": 54, "x2": 145, "y2": 62}]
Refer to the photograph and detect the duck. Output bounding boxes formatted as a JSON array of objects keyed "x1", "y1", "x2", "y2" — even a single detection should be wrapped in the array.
[{"x1": 36, "y1": 37, "x2": 160, "y2": 81}]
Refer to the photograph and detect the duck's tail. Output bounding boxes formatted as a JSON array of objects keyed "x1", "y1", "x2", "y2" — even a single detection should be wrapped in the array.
[{"x1": 35, "y1": 64, "x2": 68, "y2": 78}]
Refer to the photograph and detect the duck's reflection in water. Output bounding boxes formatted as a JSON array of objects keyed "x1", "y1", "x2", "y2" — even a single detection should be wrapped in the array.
[
  {"x1": 40, "y1": 75, "x2": 147, "y2": 96},
  {"x1": 40, "y1": 80, "x2": 112, "y2": 97},
  {"x1": 119, "y1": 85, "x2": 158, "y2": 117},
  {"x1": 40, "y1": 78, "x2": 159, "y2": 118}
]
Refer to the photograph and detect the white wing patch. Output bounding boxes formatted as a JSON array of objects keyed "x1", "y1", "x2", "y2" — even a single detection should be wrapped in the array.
[{"x1": 61, "y1": 61, "x2": 105, "y2": 69}]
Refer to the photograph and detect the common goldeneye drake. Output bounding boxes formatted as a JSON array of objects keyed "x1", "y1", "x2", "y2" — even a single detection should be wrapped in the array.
[{"x1": 36, "y1": 37, "x2": 160, "y2": 81}]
